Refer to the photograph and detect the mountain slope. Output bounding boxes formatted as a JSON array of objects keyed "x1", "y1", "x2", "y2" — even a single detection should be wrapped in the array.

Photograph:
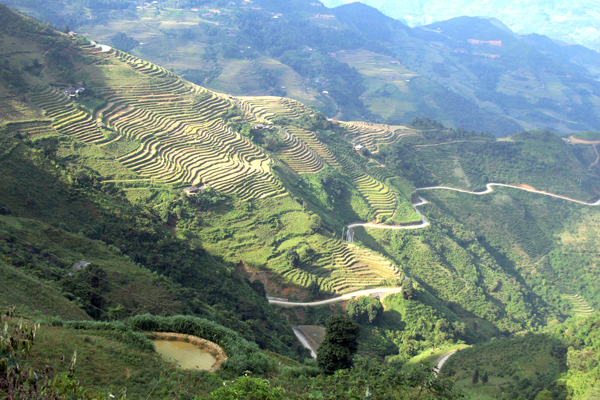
[
  {"x1": 322, "y1": 0, "x2": 600, "y2": 53},
  {"x1": 2, "y1": 5, "x2": 600, "y2": 390},
  {"x1": 6, "y1": 0, "x2": 600, "y2": 136}
]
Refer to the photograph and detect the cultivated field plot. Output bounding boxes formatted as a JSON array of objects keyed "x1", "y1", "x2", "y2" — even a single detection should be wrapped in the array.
[
  {"x1": 562, "y1": 294, "x2": 595, "y2": 318},
  {"x1": 342, "y1": 121, "x2": 417, "y2": 153},
  {"x1": 31, "y1": 49, "x2": 286, "y2": 200},
  {"x1": 328, "y1": 139, "x2": 398, "y2": 221},
  {"x1": 276, "y1": 126, "x2": 341, "y2": 175},
  {"x1": 253, "y1": 57, "x2": 321, "y2": 107},
  {"x1": 279, "y1": 238, "x2": 402, "y2": 294},
  {"x1": 237, "y1": 96, "x2": 313, "y2": 123},
  {"x1": 335, "y1": 49, "x2": 420, "y2": 119}
]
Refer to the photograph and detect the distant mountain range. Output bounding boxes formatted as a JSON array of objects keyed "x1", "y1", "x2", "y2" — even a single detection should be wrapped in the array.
[
  {"x1": 4, "y1": 0, "x2": 600, "y2": 135},
  {"x1": 322, "y1": 0, "x2": 600, "y2": 53}
]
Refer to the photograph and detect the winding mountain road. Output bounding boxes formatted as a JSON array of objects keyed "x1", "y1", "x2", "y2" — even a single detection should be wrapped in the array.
[
  {"x1": 434, "y1": 350, "x2": 458, "y2": 375},
  {"x1": 273, "y1": 183, "x2": 599, "y2": 308},
  {"x1": 268, "y1": 287, "x2": 403, "y2": 307},
  {"x1": 277, "y1": 182, "x2": 599, "y2": 357},
  {"x1": 348, "y1": 183, "x2": 600, "y2": 235},
  {"x1": 417, "y1": 183, "x2": 600, "y2": 206}
]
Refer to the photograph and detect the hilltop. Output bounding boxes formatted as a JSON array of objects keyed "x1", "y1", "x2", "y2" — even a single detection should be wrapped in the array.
[
  {"x1": 0, "y1": 3, "x2": 600, "y2": 398},
  {"x1": 322, "y1": 0, "x2": 600, "y2": 53}
]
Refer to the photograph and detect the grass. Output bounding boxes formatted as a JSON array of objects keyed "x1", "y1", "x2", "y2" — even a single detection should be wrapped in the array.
[
  {"x1": 0, "y1": 215, "x2": 185, "y2": 317},
  {"x1": 25, "y1": 324, "x2": 217, "y2": 399},
  {"x1": 0, "y1": 260, "x2": 91, "y2": 320},
  {"x1": 403, "y1": 343, "x2": 470, "y2": 369}
]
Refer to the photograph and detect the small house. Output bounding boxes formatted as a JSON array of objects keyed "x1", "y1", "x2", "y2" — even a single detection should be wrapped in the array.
[
  {"x1": 354, "y1": 144, "x2": 364, "y2": 150},
  {"x1": 185, "y1": 186, "x2": 201, "y2": 195},
  {"x1": 184, "y1": 184, "x2": 207, "y2": 196},
  {"x1": 65, "y1": 87, "x2": 85, "y2": 97}
]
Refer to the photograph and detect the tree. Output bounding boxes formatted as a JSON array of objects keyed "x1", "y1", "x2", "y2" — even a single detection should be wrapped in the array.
[
  {"x1": 403, "y1": 277, "x2": 415, "y2": 300},
  {"x1": 534, "y1": 390, "x2": 553, "y2": 400},
  {"x1": 346, "y1": 296, "x2": 383, "y2": 325},
  {"x1": 481, "y1": 371, "x2": 488, "y2": 384},
  {"x1": 61, "y1": 264, "x2": 110, "y2": 319},
  {"x1": 285, "y1": 249, "x2": 300, "y2": 268},
  {"x1": 317, "y1": 315, "x2": 361, "y2": 375},
  {"x1": 64, "y1": 25, "x2": 70, "y2": 34},
  {"x1": 472, "y1": 369, "x2": 479, "y2": 384}
]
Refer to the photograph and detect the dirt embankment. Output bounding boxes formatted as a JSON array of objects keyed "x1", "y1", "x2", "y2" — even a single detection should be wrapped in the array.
[{"x1": 151, "y1": 332, "x2": 227, "y2": 372}]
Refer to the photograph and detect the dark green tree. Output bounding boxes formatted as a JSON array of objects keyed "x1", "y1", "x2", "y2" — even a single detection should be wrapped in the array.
[
  {"x1": 64, "y1": 25, "x2": 70, "y2": 34},
  {"x1": 403, "y1": 277, "x2": 415, "y2": 300},
  {"x1": 285, "y1": 249, "x2": 300, "y2": 268},
  {"x1": 317, "y1": 315, "x2": 361, "y2": 375},
  {"x1": 61, "y1": 264, "x2": 109, "y2": 319},
  {"x1": 472, "y1": 368, "x2": 479, "y2": 384},
  {"x1": 346, "y1": 296, "x2": 383, "y2": 324},
  {"x1": 481, "y1": 371, "x2": 488, "y2": 384},
  {"x1": 534, "y1": 390, "x2": 553, "y2": 400}
]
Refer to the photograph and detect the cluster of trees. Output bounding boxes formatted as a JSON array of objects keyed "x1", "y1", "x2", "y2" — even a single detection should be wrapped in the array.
[
  {"x1": 443, "y1": 314, "x2": 600, "y2": 399},
  {"x1": 110, "y1": 32, "x2": 139, "y2": 52},
  {"x1": 347, "y1": 296, "x2": 383, "y2": 324}
]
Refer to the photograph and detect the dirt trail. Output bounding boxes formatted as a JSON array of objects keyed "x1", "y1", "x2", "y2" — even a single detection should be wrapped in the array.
[
  {"x1": 590, "y1": 144, "x2": 599, "y2": 169},
  {"x1": 569, "y1": 135, "x2": 600, "y2": 145}
]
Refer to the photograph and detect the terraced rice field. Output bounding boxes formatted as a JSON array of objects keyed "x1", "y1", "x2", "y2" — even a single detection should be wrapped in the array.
[
  {"x1": 285, "y1": 127, "x2": 340, "y2": 169},
  {"x1": 30, "y1": 88, "x2": 107, "y2": 144},
  {"x1": 29, "y1": 51, "x2": 287, "y2": 200},
  {"x1": 279, "y1": 130, "x2": 325, "y2": 174},
  {"x1": 4, "y1": 120, "x2": 56, "y2": 140},
  {"x1": 343, "y1": 121, "x2": 417, "y2": 153},
  {"x1": 280, "y1": 239, "x2": 401, "y2": 294},
  {"x1": 276, "y1": 126, "x2": 341, "y2": 175},
  {"x1": 329, "y1": 140, "x2": 397, "y2": 220},
  {"x1": 237, "y1": 96, "x2": 312, "y2": 124},
  {"x1": 562, "y1": 294, "x2": 595, "y2": 318}
]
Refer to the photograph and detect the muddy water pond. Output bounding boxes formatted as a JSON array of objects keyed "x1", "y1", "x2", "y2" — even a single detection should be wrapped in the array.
[{"x1": 153, "y1": 340, "x2": 216, "y2": 370}]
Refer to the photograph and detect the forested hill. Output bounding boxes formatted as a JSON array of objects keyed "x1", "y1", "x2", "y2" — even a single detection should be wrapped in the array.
[{"x1": 3, "y1": 0, "x2": 600, "y2": 135}]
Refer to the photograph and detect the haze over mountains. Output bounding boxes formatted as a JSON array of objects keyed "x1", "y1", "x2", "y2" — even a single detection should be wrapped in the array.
[{"x1": 322, "y1": 0, "x2": 600, "y2": 53}]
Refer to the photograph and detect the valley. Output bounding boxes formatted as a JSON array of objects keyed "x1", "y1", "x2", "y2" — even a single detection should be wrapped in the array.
[{"x1": 0, "y1": 1, "x2": 600, "y2": 399}]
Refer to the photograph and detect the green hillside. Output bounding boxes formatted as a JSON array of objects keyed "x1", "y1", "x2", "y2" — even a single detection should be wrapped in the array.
[{"x1": 1, "y1": 2, "x2": 600, "y2": 398}]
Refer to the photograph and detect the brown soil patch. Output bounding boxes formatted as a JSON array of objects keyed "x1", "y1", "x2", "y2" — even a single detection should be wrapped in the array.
[
  {"x1": 516, "y1": 184, "x2": 536, "y2": 191},
  {"x1": 151, "y1": 332, "x2": 227, "y2": 372}
]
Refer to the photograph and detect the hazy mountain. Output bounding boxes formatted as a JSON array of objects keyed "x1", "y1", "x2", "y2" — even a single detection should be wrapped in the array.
[{"x1": 322, "y1": 0, "x2": 600, "y2": 52}]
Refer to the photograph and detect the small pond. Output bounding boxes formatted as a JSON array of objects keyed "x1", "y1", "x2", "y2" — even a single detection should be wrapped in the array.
[{"x1": 153, "y1": 340, "x2": 216, "y2": 370}]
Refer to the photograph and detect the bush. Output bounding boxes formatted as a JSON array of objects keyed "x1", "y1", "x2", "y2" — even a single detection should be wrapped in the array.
[{"x1": 0, "y1": 201, "x2": 12, "y2": 216}]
